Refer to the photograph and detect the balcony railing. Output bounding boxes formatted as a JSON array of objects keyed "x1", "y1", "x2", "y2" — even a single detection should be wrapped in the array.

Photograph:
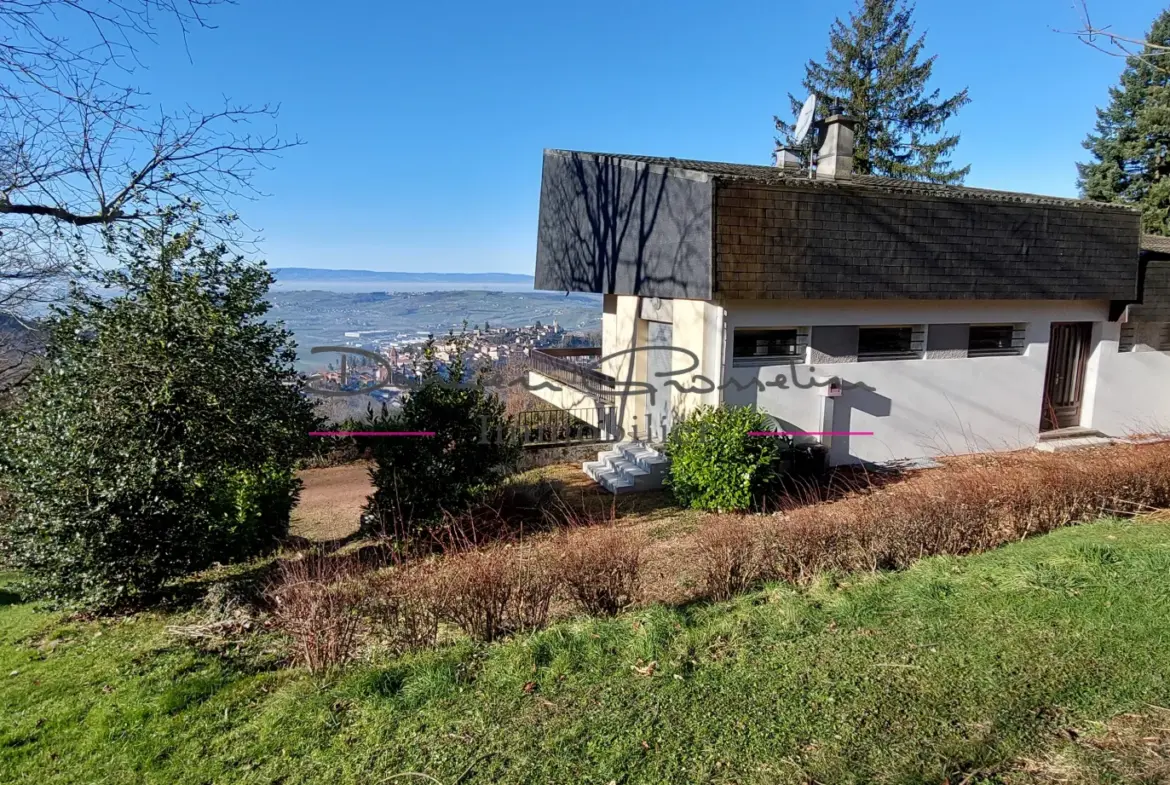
[{"x1": 528, "y1": 347, "x2": 615, "y2": 405}]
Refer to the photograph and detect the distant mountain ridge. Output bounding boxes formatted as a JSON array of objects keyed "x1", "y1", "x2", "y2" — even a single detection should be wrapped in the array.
[{"x1": 271, "y1": 268, "x2": 534, "y2": 284}]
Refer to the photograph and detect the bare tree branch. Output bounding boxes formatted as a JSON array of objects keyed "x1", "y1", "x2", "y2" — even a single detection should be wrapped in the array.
[
  {"x1": 1066, "y1": 1, "x2": 1170, "y2": 70},
  {"x1": 0, "y1": 1, "x2": 298, "y2": 397}
]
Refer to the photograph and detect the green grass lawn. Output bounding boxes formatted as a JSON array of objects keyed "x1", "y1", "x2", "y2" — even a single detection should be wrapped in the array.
[{"x1": 4, "y1": 518, "x2": 1170, "y2": 784}]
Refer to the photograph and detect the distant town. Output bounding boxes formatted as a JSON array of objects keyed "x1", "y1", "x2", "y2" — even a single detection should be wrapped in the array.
[{"x1": 307, "y1": 319, "x2": 596, "y2": 405}]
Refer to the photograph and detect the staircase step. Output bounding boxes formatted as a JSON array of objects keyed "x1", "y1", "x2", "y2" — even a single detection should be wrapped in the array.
[
  {"x1": 617, "y1": 443, "x2": 669, "y2": 475},
  {"x1": 594, "y1": 469, "x2": 634, "y2": 493},
  {"x1": 613, "y1": 460, "x2": 649, "y2": 478},
  {"x1": 1035, "y1": 436, "x2": 1114, "y2": 453},
  {"x1": 583, "y1": 442, "x2": 669, "y2": 494},
  {"x1": 582, "y1": 460, "x2": 607, "y2": 481},
  {"x1": 1038, "y1": 427, "x2": 1106, "y2": 442},
  {"x1": 620, "y1": 444, "x2": 668, "y2": 462}
]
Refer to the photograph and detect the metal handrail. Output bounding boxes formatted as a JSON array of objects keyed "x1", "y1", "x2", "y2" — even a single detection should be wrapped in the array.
[
  {"x1": 536, "y1": 347, "x2": 602, "y2": 358},
  {"x1": 528, "y1": 348, "x2": 615, "y2": 404}
]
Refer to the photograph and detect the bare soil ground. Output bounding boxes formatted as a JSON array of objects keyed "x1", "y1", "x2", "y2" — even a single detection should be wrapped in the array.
[
  {"x1": 290, "y1": 463, "x2": 373, "y2": 542},
  {"x1": 289, "y1": 459, "x2": 707, "y2": 602},
  {"x1": 290, "y1": 461, "x2": 682, "y2": 543}
]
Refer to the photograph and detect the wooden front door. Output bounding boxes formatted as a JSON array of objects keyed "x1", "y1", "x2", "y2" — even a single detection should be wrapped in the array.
[{"x1": 1041, "y1": 322, "x2": 1093, "y2": 432}]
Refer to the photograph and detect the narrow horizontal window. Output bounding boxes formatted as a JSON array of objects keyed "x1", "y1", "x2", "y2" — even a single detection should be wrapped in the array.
[
  {"x1": 1119, "y1": 324, "x2": 1135, "y2": 352},
  {"x1": 858, "y1": 326, "x2": 922, "y2": 361},
  {"x1": 1120, "y1": 321, "x2": 1170, "y2": 352},
  {"x1": 733, "y1": 328, "x2": 806, "y2": 363},
  {"x1": 968, "y1": 324, "x2": 1024, "y2": 357}
]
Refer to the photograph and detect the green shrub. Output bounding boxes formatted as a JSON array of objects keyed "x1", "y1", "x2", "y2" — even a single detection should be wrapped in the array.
[
  {"x1": 663, "y1": 405, "x2": 787, "y2": 512},
  {"x1": 361, "y1": 332, "x2": 520, "y2": 539},
  {"x1": 0, "y1": 225, "x2": 317, "y2": 608},
  {"x1": 209, "y1": 463, "x2": 303, "y2": 563}
]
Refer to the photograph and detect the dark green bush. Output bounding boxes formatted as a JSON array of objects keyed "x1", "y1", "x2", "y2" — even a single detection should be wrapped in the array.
[
  {"x1": 361, "y1": 333, "x2": 520, "y2": 539},
  {"x1": 209, "y1": 462, "x2": 303, "y2": 562},
  {"x1": 663, "y1": 405, "x2": 787, "y2": 512},
  {"x1": 0, "y1": 225, "x2": 317, "y2": 608}
]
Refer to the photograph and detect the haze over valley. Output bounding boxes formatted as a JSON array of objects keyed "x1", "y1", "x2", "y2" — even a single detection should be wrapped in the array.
[
  {"x1": 266, "y1": 285, "x2": 601, "y2": 372},
  {"x1": 269, "y1": 267, "x2": 538, "y2": 294}
]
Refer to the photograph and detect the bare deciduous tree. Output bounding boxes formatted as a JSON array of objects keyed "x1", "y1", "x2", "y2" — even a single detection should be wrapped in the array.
[
  {"x1": 0, "y1": 0, "x2": 298, "y2": 392},
  {"x1": 1069, "y1": 1, "x2": 1170, "y2": 66}
]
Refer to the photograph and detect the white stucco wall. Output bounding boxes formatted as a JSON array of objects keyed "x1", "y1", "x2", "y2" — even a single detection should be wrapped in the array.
[
  {"x1": 599, "y1": 296, "x2": 727, "y2": 439},
  {"x1": 594, "y1": 295, "x2": 1170, "y2": 458},
  {"x1": 1089, "y1": 321, "x2": 1170, "y2": 436},
  {"x1": 669, "y1": 298, "x2": 725, "y2": 418},
  {"x1": 719, "y1": 299, "x2": 1112, "y2": 466},
  {"x1": 601, "y1": 294, "x2": 649, "y2": 435}
]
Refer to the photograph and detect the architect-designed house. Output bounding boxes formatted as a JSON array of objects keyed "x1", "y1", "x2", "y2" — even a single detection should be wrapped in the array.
[{"x1": 525, "y1": 116, "x2": 1170, "y2": 490}]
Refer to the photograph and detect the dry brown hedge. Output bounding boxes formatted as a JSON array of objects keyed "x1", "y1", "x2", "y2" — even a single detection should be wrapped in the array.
[
  {"x1": 763, "y1": 442, "x2": 1170, "y2": 582},
  {"x1": 267, "y1": 553, "x2": 369, "y2": 673},
  {"x1": 694, "y1": 518, "x2": 775, "y2": 601},
  {"x1": 365, "y1": 563, "x2": 442, "y2": 652},
  {"x1": 269, "y1": 443, "x2": 1170, "y2": 669},
  {"x1": 429, "y1": 547, "x2": 558, "y2": 642},
  {"x1": 554, "y1": 527, "x2": 645, "y2": 616}
]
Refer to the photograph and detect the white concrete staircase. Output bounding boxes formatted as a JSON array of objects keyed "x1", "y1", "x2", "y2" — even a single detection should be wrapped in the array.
[
  {"x1": 1035, "y1": 427, "x2": 1115, "y2": 453},
  {"x1": 583, "y1": 442, "x2": 669, "y2": 494}
]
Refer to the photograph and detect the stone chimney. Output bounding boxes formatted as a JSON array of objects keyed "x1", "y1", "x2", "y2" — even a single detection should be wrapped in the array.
[
  {"x1": 773, "y1": 146, "x2": 802, "y2": 171},
  {"x1": 815, "y1": 115, "x2": 858, "y2": 181}
]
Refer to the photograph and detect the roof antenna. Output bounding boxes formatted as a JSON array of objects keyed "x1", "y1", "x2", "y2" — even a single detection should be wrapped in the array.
[{"x1": 792, "y1": 93, "x2": 817, "y2": 179}]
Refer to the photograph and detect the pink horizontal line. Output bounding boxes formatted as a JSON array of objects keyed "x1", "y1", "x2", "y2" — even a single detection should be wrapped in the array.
[
  {"x1": 749, "y1": 431, "x2": 875, "y2": 436},
  {"x1": 309, "y1": 431, "x2": 436, "y2": 437}
]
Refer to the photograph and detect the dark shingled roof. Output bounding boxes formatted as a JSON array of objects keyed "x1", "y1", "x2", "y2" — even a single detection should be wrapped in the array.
[
  {"x1": 1141, "y1": 234, "x2": 1170, "y2": 253},
  {"x1": 556, "y1": 150, "x2": 1137, "y2": 213}
]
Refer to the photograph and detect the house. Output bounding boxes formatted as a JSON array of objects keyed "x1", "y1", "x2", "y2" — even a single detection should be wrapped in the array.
[{"x1": 525, "y1": 115, "x2": 1170, "y2": 491}]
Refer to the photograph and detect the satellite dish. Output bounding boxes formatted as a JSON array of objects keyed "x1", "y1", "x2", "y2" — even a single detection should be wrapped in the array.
[{"x1": 793, "y1": 93, "x2": 817, "y2": 145}]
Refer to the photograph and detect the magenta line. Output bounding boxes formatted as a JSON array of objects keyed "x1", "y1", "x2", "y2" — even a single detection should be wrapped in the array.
[
  {"x1": 309, "y1": 431, "x2": 436, "y2": 437},
  {"x1": 749, "y1": 430, "x2": 875, "y2": 436}
]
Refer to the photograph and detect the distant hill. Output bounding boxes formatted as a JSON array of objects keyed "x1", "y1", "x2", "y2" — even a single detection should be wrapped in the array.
[
  {"x1": 265, "y1": 289, "x2": 600, "y2": 372},
  {"x1": 271, "y1": 268, "x2": 535, "y2": 284}
]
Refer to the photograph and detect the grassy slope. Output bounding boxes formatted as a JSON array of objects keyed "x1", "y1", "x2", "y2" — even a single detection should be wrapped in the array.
[{"x1": 3, "y1": 519, "x2": 1170, "y2": 785}]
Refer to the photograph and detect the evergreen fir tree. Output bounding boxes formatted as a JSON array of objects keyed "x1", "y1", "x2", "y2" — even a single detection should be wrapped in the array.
[
  {"x1": 1077, "y1": 10, "x2": 1170, "y2": 235},
  {"x1": 776, "y1": 0, "x2": 970, "y2": 184}
]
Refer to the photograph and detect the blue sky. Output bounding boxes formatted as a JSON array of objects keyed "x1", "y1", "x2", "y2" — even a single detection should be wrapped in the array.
[{"x1": 129, "y1": 0, "x2": 1165, "y2": 273}]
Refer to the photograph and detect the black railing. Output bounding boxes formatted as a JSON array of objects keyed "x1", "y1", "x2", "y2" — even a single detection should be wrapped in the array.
[
  {"x1": 536, "y1": 347, "x2": 602, "y2": 359},
  {"x1": 528, "y1": 348, "x2": 615, "y2": 405},
  {"x1": 514, "y1": 407, "x2": 609, "y2": 446}
]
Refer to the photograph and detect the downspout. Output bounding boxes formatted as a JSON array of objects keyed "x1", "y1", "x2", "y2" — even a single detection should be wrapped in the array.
[{"x1": 719, "y1": 305, "x2": 728, "y2": 407}]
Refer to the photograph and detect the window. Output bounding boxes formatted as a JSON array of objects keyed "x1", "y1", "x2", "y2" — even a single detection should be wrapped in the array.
[
  {"x1": 968, "y1": 324, "x2": 1024, "y2": 357},
  {"x1": 1119, "y1": 322, "x2": 1170, "y2": 352},
  {"x1": 732, "y1": 327, "x2": 806, "y2": 364},
  {"x1": 857, "y1": 325, "x2": 922, "y2": 361}
]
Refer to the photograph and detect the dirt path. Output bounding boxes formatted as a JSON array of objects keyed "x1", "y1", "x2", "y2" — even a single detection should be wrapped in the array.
[
  {"x1": 290, "y1": 463, "x2": 372, "y2": 541},
  {"x1": 290, "y1": 460, "x2": 680, "y2": 544}
]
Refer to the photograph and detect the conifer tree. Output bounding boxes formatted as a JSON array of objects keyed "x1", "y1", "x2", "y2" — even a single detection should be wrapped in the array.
[
  {"x1": 1077, "y1": 9, "x2": 1170, "y2": 235},
  {"x1": 776, "y1": 0, "x2": 970, "y2": 184}
]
